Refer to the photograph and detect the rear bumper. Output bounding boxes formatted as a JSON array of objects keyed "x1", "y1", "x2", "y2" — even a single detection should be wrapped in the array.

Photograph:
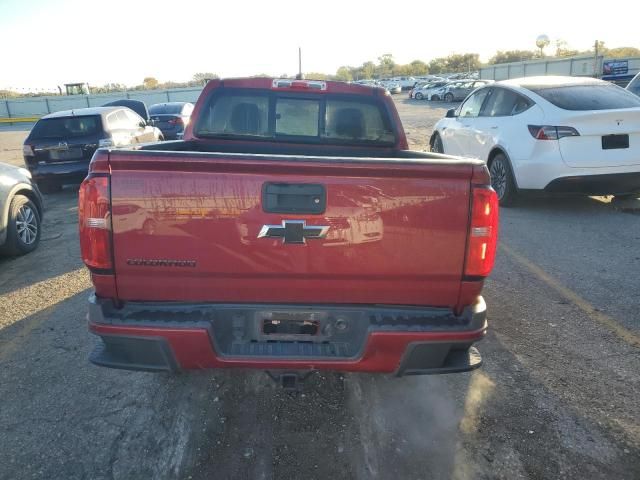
[
  {"x1": 27, "y1": 160, "x2": 89, "y2": 184},
  {"x1": 544, "y1": 172, "x2": 640, "y2": 195},
  {"x1": 87, "y1": 296, "x2": 488, "y2": 376},
  {"x1": 157, "y1": 126, "x2": 183, "y2": 140}
]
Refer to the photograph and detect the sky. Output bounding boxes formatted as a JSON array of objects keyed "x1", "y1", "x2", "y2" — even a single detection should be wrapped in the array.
[{"x1": 0, "y1": 0, "x2": 638, "y2": 91}]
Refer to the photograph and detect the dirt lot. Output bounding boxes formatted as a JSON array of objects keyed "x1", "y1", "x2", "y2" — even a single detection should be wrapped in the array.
[{"x1": 1, "y1": 97, "x2": 639, "y2": 480}]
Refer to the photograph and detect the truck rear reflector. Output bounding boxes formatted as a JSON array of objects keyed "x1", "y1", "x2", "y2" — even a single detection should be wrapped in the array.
[
  {"x1": 464, "y1": 186, "x2": 499, "y2": 278},
  {"x1": 79, "y1": 174, "x2": 112, "y2": 271}
]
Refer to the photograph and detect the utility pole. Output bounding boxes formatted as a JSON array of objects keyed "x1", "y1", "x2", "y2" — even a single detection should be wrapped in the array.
[
  {"x1": 594, "y1": 39, "x2": 599, "y2": 78},
  {"x1": 296, "y1": 47, "x2": 303, "y2": 80}
]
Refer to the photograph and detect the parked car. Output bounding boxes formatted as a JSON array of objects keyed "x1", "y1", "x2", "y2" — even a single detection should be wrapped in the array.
[
  {"x1": 408, "y1": 82, "x2": 431, "y2": 98},
  {"x1": 626, "y1": 72, "x2": 640, "y2": 97},
  {"x1": 387, "y1": 83, "x2": 402, "y2": 94},
  {"x1": 23, "y1": 106, "x2": 163, "y2": 192},
  {"x1": 391, "y1": 76, "x2": 417, "y2": 90},
  {"x1": 413, "y1": 81, "x2": 450, "y2": 100},
  {"x1": 103, "y1": 99, "x2": 151, "y2": 123},
  {"x1": 442, "y1": 80, "x2": 492, "y2": 102},
  {"x1": 79, "y1": 77, "x2": 498, "y2": 385},
  {"x1": 148, "y1": 102, "x2": 194, "y2": 140},
  {"x1": 0, "y1": 162, "x2": 44, "y2": 255},
  {"x1": 430, "y1": 76, "x2": 640, "y2": 206},
  {"x1": 379, "y1": 81, "x2": 401, "y2": 94}
]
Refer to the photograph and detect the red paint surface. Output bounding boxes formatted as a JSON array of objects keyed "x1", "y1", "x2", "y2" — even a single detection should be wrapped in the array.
[
  {"x1": 90, "y1": 321, "x2": 487, "y2": 372},
  {"x1": 108, "y1": 156, "x2": 473, "y2": 307}
]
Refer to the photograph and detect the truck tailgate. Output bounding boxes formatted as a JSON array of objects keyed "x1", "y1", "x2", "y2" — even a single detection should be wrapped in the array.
[{"x1": 109, "y1": 151, "x2": 473, "y2": 308}]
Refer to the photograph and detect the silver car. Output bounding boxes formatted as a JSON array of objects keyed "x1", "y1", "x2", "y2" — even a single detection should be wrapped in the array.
[
  {"x1": 0, "y1": 162, "x2": 44, "y2": 255},
  {"x1": 442, "y1": 80, "x2": 493, "y2": 102}
]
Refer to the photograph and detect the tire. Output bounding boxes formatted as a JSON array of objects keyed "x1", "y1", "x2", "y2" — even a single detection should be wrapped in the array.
[
  {"x1": 1, "y1": 195, "x2": 41, "y2": 255},
  {"x1": 415, "y1": 92, "x2": 423, "y2": 100},
  {"x1": 444, "y1": 93, "x2": 454, "y2": 102},
  {"x1": 430, "y1": 133, "x2": 444, "y2": 154},
  {"x1": 489, "y1": 153, "x2": 517, "y2": 207},
  {"x1": 37, "y1": 180, "x2": 62, "y2": 194},
  {"x1": 431, "y1": 95, "x2": 439, "y2": 101}
]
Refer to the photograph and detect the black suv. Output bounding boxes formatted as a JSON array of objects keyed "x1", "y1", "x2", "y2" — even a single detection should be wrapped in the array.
[{"x1": 23, "y1": 107, "x2": 161, "y2": 192}]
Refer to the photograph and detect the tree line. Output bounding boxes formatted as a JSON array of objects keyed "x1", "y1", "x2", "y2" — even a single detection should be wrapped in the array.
[{"x1": 2, "y1": 43, "x2": 639, "y2": 98}]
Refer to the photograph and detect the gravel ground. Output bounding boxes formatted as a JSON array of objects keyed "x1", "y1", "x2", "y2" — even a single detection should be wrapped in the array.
[{"x1": 0, "y1": 96, "x2": 638, "y2": 480}]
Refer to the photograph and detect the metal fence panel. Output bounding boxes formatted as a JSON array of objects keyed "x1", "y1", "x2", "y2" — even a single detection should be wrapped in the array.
[
  {"x1": 6, "y1": 99, "x2": 50, "y2": 116},
  {"x1": 87, "y1": 93, "x2": 129, "y2": 106},
  {"x1": 1, "y1": 86, "x2": 206, "y2": 119},
  {"x1": 46, "y1": 97, "x2": 91, "y2": 112},
  {"x1": 126, "y1": 91, "x2": 170, "y2": 105},
  {"x1": 167, "y1": 88, "x2": 202, "y2": 102}
]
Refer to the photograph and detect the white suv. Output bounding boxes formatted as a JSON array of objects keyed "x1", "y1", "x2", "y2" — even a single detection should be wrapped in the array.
[{"x1": 430, "y1": 76, "x2": 640, "y2": 205}]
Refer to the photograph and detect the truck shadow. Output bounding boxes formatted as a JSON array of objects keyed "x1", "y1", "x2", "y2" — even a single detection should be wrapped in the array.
[{"x1": 2, "y1": 291, "x2": 637, "y2": 480}]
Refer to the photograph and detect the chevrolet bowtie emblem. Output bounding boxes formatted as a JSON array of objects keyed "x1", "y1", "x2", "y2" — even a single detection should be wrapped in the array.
[{"x1": 257, "y1": 220, "x2": 329, "y2": 244}]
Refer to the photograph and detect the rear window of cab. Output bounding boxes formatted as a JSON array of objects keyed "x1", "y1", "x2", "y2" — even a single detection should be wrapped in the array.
[{"x1": 194, "y1": 90, "x2": 396, "y2": 146}]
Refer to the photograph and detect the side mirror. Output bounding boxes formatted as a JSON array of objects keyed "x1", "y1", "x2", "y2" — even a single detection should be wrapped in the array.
[
  {"x1": 446, "y1": 108, "x2": 457, "y2": 118},
  {"x1": 139, "y1": 121, "x2": 147, "y2": 128}
]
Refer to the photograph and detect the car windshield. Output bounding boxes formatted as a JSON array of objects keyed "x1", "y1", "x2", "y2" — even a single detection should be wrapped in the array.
[
  {"x1": 527, "y1": 84, "x2": 640, "y2": 110},
  {"x1": 29, "y1": 115, "x2": 101, "y2": 139},
  {"x1": 149, "y1": 104, "x2": 184, "y2": 114},
  {"x1": 195, "y1": 91, "x2": 396, "y2": 145}
]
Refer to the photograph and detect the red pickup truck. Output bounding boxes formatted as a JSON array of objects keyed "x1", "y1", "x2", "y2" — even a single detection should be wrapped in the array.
[{"x1": 79, "y1": 78, "x2": 498, "y2": 383}]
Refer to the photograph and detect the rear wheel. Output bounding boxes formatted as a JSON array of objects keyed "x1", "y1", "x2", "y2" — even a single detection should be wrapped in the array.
[
  {"x1": 415, "y1": 92, "x2": 423, "y2": 100},
  {"x1": 430, "y1": 133, "x2": 444, "y2": 154},
  {"x1": 431, "y1": 94, "x2": 439, "y2": 101},
  {"x1": 489, "y1": 153, "x2": 517, "y2": 207},
  {"x1": 444, "y1": 93, "x2": 454, "y2": 102},
  {"x1": 1, "y1": 195, "x2": 41, "y2": 255}
]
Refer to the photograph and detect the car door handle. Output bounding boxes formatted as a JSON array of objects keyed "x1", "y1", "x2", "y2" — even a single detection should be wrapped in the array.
[{"x1": 490, "y1": 126, "x2": 498, "y2": 129}]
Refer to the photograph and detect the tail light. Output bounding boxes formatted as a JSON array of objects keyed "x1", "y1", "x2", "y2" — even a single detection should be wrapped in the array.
[
  {"x1": 528, "y1": 125, "x2": 580, "y2": 140},
  {"x1": 79, "y1": 174, "x2": 112, "y2": 271},
  {"x1": 23, "y1": 144, "x2": 34, "y2": 156},
  {"x1": 272, "y1": 79, "x2": 327, "y2": 91},
  {"x1": 464, "y1": 184, "x2": 499, "y2": 278},
  {"x1": 168, "y1": 117, "x2": 183, "y2": 125}
]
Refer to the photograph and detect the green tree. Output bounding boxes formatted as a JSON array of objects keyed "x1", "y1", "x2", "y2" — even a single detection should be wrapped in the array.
[
  {"x1": 143, "y1": 77, "x2": 159, "y2": 89},
  {"x1": 305, "y1": 72, "x2": 329, "y2": 80},
  {"x1": 409, "y1": 60, "x2": 429, "y2": 75},
  {"x1": 192, "y1": 72, "x2": 218, "y2": 84},
  {"x1": 391, "y1": 64, "x2": 412, "y2": 76},
  {"x1": 428, "y1": 57, "x2": 447, "y2": 74},
  {"x1": 489, "y1": 50, "x2": 538, "y2": 64},
  {"x1": 605, "y1": 46, "x2": 640, "y2": 58},
  {"x1": 555, "y1": 39, "x2": 579, "y2": 58},
  {"x1": 335, "y1": 66, "x2": 353, "y2": 82},
  {"x1": 360, "y1": 61, "x2": 376, "y2": 79},
  {"x1": 376, "y1": 54, "x2": 395, "y2": 78}
]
